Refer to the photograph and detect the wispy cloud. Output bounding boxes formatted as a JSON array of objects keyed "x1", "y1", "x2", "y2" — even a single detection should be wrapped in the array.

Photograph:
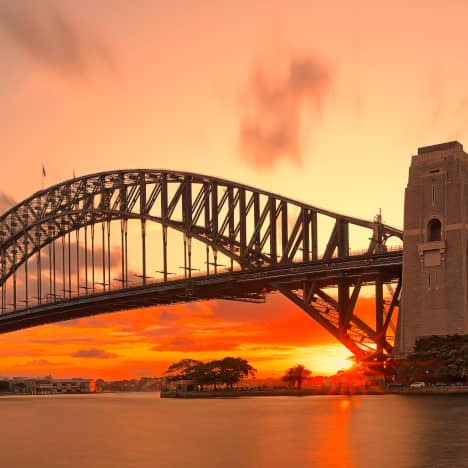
[
  {"x1": 239, "y1": 51, "x2": 331, "y2": 169},
  {"x1": 0, "y1": 0, "x2": 114, "y2": 77},
  {"x1": 27, "y1": 358, "x2": 53, "y2": 366},
  {"x1": 151, "y1": 336, "x2": 240, "y2": 352},
  {"x1": 71, "y1": 348, "x2": 118, "y2": 359},
  {"x1": 0, "y1": 191, "x2": 15, "y2": 214}
]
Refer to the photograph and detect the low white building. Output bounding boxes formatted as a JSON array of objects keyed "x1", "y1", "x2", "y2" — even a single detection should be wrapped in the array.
[{"x1": 11, "y1": 378, "x2": 95, "y2": 394}]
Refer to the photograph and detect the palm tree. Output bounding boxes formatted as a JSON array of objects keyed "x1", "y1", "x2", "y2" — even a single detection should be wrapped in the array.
[
  {"x1": 282, "y1": 368, "x2": 296, "y2": 387},
  {"x1": 282, "y1": 364, "x2": 312, "y2": 389}
]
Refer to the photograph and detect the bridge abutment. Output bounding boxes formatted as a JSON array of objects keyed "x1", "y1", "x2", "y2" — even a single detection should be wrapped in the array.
[{"x1": 395, "y1": 141, "x2": 468, "y2": 356}]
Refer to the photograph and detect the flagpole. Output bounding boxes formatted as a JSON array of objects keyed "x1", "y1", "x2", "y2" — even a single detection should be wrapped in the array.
[{"x1": 42, "y1": 164, "x2": 46, "y2": 190}]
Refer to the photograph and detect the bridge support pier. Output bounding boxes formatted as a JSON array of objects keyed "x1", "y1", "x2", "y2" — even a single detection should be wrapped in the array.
[
  {"x1": 375, "y1": 276, "x2": 384, "y2": 357},
  {"x1": 277, "y1": 269, "x2": 399, "y2": 360},
  {"x1": 396, "y1": 141, "x2": 468, "y2": 356}
]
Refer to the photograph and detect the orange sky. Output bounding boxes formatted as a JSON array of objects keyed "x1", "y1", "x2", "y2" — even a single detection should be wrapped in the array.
[{"x1": 0, "y1": 0, "x2": 465, "y2": 379}]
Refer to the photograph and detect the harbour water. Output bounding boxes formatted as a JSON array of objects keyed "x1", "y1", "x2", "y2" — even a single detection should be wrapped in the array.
[{"x1": 0, "y1": 393, "x2": 467, "y2": 467}]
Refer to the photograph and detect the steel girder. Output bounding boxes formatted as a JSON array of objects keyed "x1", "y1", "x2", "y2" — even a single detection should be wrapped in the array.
[
  {"x1": 0, "y1": 170, "x2": 403, "y2": 359},
  {"x1": 0, "y1": 254, "x2": 402, "y2": 345},
  {"x1": 275, "y1": 272, "x2": 402, "y2": 360}
]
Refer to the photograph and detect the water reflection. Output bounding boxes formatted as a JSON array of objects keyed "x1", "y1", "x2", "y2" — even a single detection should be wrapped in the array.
[
  {"x1": 0, "y1": 394, "x2": 467, "y2": 467},
  {"x1": 412, "y1": 396, "x2": 468, "y2": 468},
  {"x1": 316, "y1": 397, "x2": 356, "y2": 468}
]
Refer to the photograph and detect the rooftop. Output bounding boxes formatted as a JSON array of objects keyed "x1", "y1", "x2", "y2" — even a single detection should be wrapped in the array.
[{"x1": 418, "y1": 141, "x2": 463, "y2": 155}]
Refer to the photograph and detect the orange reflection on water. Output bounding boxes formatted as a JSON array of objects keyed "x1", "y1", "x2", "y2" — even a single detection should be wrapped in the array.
[
  {"x1": 339, "y1": 399, "x2": 351, "y2": 410},
  {"x1": 315, "y1": 397, "x2": 357, "y2": 468}
]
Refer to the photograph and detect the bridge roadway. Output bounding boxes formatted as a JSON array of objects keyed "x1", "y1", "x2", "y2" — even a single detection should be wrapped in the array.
[{"x1": 0, "y1": 250, "x2": 402, "y2": 334}]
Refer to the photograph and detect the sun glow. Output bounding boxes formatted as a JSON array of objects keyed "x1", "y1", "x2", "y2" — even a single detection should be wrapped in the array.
[
  {"x1": 306, "y1": 345, "x2": 355, "y2": 376},
  {"x1": 338, "y1": 399, "x2": 351, "y2": 410},
  {"x1": 277, "y1": 344, "x2": 357, "y2": 377}
]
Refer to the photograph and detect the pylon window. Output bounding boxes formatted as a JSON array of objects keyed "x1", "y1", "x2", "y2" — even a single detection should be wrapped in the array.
[{"x1": 427, "y1": 218, "x2": 442, "y2": 242}]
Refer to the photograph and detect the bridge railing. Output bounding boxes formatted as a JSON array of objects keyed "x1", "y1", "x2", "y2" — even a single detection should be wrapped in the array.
[{"x1": 0, "y1": 245, "x2": 403, "y2": 314}]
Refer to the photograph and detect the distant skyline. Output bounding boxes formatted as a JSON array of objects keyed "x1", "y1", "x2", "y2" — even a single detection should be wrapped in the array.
[{"x1": 1, "y1": 0, "x2": 466, "y2": 378}]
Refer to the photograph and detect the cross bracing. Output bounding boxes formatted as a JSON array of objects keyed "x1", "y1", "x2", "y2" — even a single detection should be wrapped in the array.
[{"x1": 0, "y1": 170, "x2": 403, "y2": 360}]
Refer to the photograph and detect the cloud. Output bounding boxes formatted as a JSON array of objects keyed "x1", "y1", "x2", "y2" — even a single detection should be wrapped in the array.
[
  {"x1": 0, "y1": 191, "x2": 15, "y2": 214},
  {"x1": 151, "y1": 336, "x2": 240, "y2": 352},
  {"x1": 71, "y1": 348, "x2": 118, "y2": 359},
  {"x1": 68, "y1": 293, "x2": 341, "y2": 348},
  {"x1": 0, "y1": 239, "x2": 122, "y2": 310},
  {"x1": 239, "y1": 52, "x2": 331, "y2": 169},
  {"x1": 0, "y1": 0, "x2": 114, "y2": 77},
  {"x1": 27, "y1": 336, "x2": 100, "y2": 345},
  {"x1": 159, "y1": 309, "x2": 179, "y2": 322},
  {"x1": 15, "y1": 358, "x2": 70, "y2": 368},
  {"x1": 20, "y1": 359, "x2": 55, "y2": 367}
]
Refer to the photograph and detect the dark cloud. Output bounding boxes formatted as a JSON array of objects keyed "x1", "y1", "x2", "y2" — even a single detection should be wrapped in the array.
[
  {"x1": 0, "y1": 192, "x2": 15, "y2": 214},
  {"x1": 245, "y1": 345, "x2": 292, "y2": 352},
  {"x1": 159, "y1": 309, "x2": 179, "y2": 322},
  {"x1": 27, "y1": 336, "x2": 100, "y2": 345},
  {"x1": 0, "y1": 348, "x2": 45, "y2": 358},
  {"x1": 14, "y1": 358, "x2": 70, "y2": 368},
  {"x1": 151, "y1": 336, "x2": 240, "y2": 352},
  {"x1": 38, "y1": 242, "x2": 121, "y2": 274},
  {"x1": 71, "y1": 348, "x2": 118, "y2": 359},
  {"x1": 239, "y1": 53, "x2": 331, "y2": 169},
  {"x1": 20, "y1": 358, "x2": 55, "y2": 367},
  {"x1": 0, "y1": 0, "x2": 114, "y2": 76},
  {"x1": 1, "y1": 240, "x2": 122, "y2": 311}
]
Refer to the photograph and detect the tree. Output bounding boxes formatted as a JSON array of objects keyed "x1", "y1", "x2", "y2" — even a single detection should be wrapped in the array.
[
  {"x1": 164, "y1": 359, "x2": 203, "y2": 382},
  {"x1": 282, "y1": 368, "x2": 295, "y2": 387},
  {"x1": 95, "y1": 379, "x2": 106, "y2": 393},
  {"x1": 191, "y1": 361, "x2": 220, "y2": 390},
  {"x1": 397, "y1": 334, "x2": 468, "y2": 383},
  {"x1": 282, "y1": 364, "x2": 312, "y2": 389},
  {"x1": 215, "y1": 357, "x2": 256, "y2": 389},
  {"x1": 0, "y1": 380, "x2": 10, "y2": 393},
  {"x1": 163, "y1": 357, "x2": 256, "y2": 390}
]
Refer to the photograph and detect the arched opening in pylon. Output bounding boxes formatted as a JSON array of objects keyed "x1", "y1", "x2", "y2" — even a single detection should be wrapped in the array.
[{"x1": 427, "y1": 218, "x2": 442, "y2": 242}]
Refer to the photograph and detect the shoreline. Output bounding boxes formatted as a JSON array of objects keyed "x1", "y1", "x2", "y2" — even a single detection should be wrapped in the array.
[
  {"x1": 2, "y1": 387, "x2": 468, "y2": 398},
  {"x1": 160, "y1": 385, "x2": 468, "y2": 398},
  {"x1": 161, "y1": 388, "x2": 383, "y2": 398},
  {"x1": 387, "y1": 386, "x2": 468, "y2": 395}
]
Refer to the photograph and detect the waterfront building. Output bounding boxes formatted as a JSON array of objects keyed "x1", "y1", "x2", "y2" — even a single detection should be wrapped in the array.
[{"x1": 7, "y1": 378, "x2": 95, "y2": 394}]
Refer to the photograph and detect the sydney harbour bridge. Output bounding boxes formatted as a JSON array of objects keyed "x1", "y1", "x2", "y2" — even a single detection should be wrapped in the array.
[{"x1": 0, "y1": 167, "x2": 404, "y2": 362}]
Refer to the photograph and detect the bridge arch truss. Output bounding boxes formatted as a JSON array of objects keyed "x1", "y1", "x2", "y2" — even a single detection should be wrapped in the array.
[{"x1": 0, "y1": 170, "x2": 403, "y2": 360}]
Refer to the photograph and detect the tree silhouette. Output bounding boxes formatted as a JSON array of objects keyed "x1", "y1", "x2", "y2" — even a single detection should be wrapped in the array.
[
  {"x1": 282, "y1": 364, "x2": 312, "y2": 389},
  {"x1": 215, "y1": 357, "x2": 256, "y2": 388},
  {"x1": 164, "y1": 359, "x2": 203, "y2": 382},
  {"x1": 398, "y1": 334, "x2": 468, "y2": 383},
  {"x1": 163, "y1": 357, "x2": 256, "y2": 390}
]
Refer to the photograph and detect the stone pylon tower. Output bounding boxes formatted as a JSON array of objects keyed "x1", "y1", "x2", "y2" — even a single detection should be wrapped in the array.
[{"x1": 395, "y1": 141, "x2": 468, "y2": 356}]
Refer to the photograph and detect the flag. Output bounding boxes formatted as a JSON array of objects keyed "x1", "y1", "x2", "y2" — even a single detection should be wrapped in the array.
[{"x1": 42, "y1": 164, "x2": 46, "y2": 177}]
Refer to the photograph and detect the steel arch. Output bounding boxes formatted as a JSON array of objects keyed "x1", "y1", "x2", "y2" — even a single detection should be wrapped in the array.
[
  {"x1": 0, "y1": 170, "x2": 403, "y2": 360},
  {"x1": 0, "y1": 169, "x2": 401, "y2": 282}
]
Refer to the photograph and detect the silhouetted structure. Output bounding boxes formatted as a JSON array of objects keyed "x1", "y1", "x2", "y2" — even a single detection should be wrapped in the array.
[
  {"x1": 396, "y1": 141, "x2": 468, "y2": 356},
  {"x1": 0, "y1": 170, "x2": 402, "y2": 361}
]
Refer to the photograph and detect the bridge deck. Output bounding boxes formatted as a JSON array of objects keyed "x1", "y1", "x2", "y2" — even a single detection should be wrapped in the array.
[{"x1": 0, "y1": 251, "x2": 402, "y2": 334}]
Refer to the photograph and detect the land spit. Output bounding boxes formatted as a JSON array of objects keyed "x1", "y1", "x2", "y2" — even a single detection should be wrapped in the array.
[{"x1": 161, "y1": 385, "x2": 468, "y2": 398}]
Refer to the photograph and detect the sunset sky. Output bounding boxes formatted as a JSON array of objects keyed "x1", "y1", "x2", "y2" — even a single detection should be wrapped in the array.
[{"x1": 0, "y1": 0, "x2": 467, "y2": 379}]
